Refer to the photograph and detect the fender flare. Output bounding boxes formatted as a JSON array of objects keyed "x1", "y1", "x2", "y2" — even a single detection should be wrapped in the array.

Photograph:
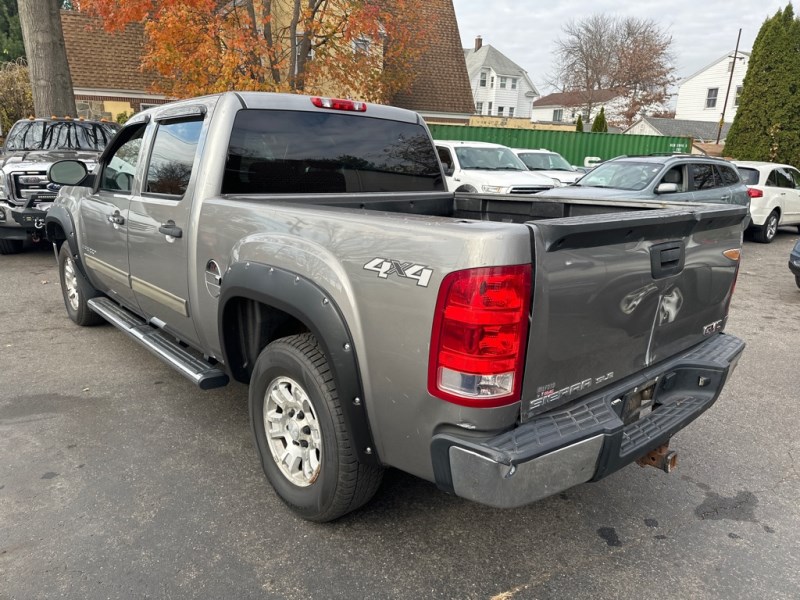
[
  {"x1": 44, "y1": 205, "x2": 90, "y2": 278},
  {"x1": 218, "y1": 262, "x2": 379, "y2": 466}
]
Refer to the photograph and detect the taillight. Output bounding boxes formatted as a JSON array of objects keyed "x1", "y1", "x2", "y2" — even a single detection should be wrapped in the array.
[
  {"x1": 428, "y1": 265, "x2": 531, "y2": 407},
  {"x1": 747, "y1": 187, "x2": 763, "y2": 198},
  {"x1": 723, "y1": 248, "x2": 741, "y2": 316},
  {"x1": 311, "y1": 96, "x2": 367, "y2": 112}
]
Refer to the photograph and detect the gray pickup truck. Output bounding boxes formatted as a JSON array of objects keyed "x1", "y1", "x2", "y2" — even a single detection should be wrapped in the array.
[
  {"x1": 45, "y1": 92, "x2": 746, "y2": 521},
  {"x1": 0, "y1": 117, "x2": 120, "y2": 254}
]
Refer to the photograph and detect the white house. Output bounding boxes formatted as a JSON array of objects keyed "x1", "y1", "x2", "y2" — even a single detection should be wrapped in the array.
[
  {"x1": 675, "y1": 50, "x2": 750, "y2": 122},
  {"x1": 530, "y1": 89, "x2": 623, "y2": 125},
  {"x1": 463, "y1": 37, "x2": 539, "y2": 118}
]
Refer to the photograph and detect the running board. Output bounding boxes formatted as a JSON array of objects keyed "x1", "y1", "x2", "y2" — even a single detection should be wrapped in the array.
[{"x1": 87, "y1": 297, "x2": 229, "y2": 390}]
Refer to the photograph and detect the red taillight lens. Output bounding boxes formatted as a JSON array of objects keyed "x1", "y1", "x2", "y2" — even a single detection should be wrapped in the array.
[
  {"x1": 311, "y1": 96, "x2": 367, "y2": 112},
  {"x1": 747, "y1": 187, "x2": 763, "y2": 198},
  {"x1": 428, "y1": 265, "x2": 532, "y2": 407}
]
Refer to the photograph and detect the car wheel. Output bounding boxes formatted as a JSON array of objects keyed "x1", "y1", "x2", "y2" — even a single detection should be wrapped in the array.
[
  {"x1": 0, "y1": 239, "x2": 23, "y2": 254},
  {"x1": 754, "y1": 211, "x2": 779, "y2": 243},
  {"x1": 455, "y1": 185, "x2": 477, "y2": 193},
  {"x1": 58, "y1": 243, "x2": 104, "y2": 326},
  {"x1": 796, "y1": 275, "x2": 800, "y2": 290},
  {"x1": 249, "y1": 333, "x2": 383, "y2": 522}
]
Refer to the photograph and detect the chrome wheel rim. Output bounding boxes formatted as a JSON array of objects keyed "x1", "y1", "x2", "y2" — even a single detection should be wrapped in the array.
[
  {"x1": 263, "y1": 376, "x2": 322, "y2": 487},
  {"x1": 64, "y1": 255, "x2": 80, "y2": 311},
  {"x1": 767, "y1": 216, "x2": 778, "y2": 240}
]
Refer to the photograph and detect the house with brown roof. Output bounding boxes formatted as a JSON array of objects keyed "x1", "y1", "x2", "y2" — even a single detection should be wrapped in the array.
[
  {"x1": 390, "y1": 0, "x2": 474, "y2": 123},
  {"x1": 531, "y1": 89, "x2": 623, "y2": 126},
  {"x1": 61, "y1": 10, "x2": 170, "y2": 121}
]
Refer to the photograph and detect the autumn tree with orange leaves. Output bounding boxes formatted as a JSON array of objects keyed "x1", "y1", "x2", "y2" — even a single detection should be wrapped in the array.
[{"x1": 79, "y1": 0, "x2": 428, "y2": 103}]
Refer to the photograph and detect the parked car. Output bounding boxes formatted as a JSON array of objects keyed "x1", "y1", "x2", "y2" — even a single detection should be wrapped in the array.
[
  {"x1": 0, "y1": 116, "x2": 121, "y2": 254},
  {"x1": 435, "y1": 140, "x2": 557, "y2": 194},
  {"x1": 510, "y1": 148, "x2": 583, "y2": 184},
  {"x1": 789, "y1": 239, "x2": 800, "y2": 288},
  {"x1": 731, "y1": 161, "x2": 800, "y2": 243},
  {"x1": 44, "y1": 92, "x2": 746, "y2": 521},
  {"x1": 536, "y1": 155, "x2": 750, "y2": 210}
]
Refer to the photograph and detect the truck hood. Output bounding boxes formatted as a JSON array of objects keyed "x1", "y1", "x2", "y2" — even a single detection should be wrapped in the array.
[
  {"x1": 2, "y1": 150, "x2": 101, "y2": 170},
  {"x1": 530, "y1": 170, "x2": 583, "y2": 184}
]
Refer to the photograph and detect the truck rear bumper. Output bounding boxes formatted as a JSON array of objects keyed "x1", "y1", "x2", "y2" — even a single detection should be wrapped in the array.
[{"x1": 431, "y1": 333, "x2": 745, "y2": 509}]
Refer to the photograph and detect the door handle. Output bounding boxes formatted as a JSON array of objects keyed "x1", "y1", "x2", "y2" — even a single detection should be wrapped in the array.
[
  {"x1": 158, "y1": 220, "x2": 183, "y2": 238},
  {"x1": 107, "y1": 212, "x2": 125, "y2": 225}
]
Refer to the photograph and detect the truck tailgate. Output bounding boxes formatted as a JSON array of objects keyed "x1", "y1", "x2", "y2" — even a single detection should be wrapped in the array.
[{"x1": 520, "y1": 204, "x2": 746, "y2": 421}]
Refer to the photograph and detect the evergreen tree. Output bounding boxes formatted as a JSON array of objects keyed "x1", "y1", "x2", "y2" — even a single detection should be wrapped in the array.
[
  {"x1": 575, "y1": 114, "x2": 584, "y2": 132},
  {"x1": 591, "y1": 107, "x2": 608, "y2": 132},
  {"x1": 725, "y1": 5, "x2": 800, "y2": 165},
  {"x1": 0, "y1": 0, "x2": 25, "y2": 61}
]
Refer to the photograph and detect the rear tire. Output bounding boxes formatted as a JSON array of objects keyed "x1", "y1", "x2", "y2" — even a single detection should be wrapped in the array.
[
  {"x1": 754, "y1": 211, "x2": 779, "y2": 243},
  {"x1": 249, "y1": 333, "x2": 383, "y2": 522},
  {"x1": 58, "y1": 243, "x2": 104, "y2": 326},
  {"x1": 0, "y1": 239, "x2": 23, "y2": 254},
  {"x1": 795, "y1": 275, "x2": 800, "y2": 290}
]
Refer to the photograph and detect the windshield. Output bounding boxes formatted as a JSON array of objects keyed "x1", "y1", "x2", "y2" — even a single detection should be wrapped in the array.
[
  {"x1": 517, "y1": 151, "x2": 573, "y2": 171},
  {"x1": 575, "y1": 160, "x2": 664, "y2": 191},
  {"x1": 454, "y1": 146, "x2": 526, "y2": 171},
  {"x1": 5, "y1": 120, "x2": 119, "y2": 152}
]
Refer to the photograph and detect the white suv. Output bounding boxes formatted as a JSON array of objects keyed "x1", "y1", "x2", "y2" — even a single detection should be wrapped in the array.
[
  {"x1": 511, "y1": 148, "x2": 583, "y2": 185},
  {"x1": 435, "y1": 141, "x2": 557, "y2": 194},
  {"x1": 732, "y1": 161, "x2": 800, "y2": 243}
]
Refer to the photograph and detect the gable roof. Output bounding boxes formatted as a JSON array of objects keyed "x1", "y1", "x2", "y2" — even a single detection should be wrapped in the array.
[
  {"x1": 61, "y1": 10, "x2": 162, "y2": 93},
  {"x1": 626, "y1": 117, "x2": 731, "y2": 142},
  {"x1": 679, "y1": 50, "x2": 751, "y2": 87},
  {"x1": 532, "y1": 89, "x2": 620, "y2": 108},
  {"x1": 462, "y1": 44, "x2": 539, "y2": 96},
  {"x1": 390, "y1": 0, "x2": 474, "y2": 115}
]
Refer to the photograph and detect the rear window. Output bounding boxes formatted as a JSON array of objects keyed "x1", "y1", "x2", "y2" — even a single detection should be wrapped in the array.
[
  {"x1": 222, "y1": 109, "x2": 443, "y2": 194},
  {"x1": 718, "y1": 165, "x2": 740, "y2": 186},
  {"x1": 737, "y1": 167, "x2": 759, "y2": 185}
]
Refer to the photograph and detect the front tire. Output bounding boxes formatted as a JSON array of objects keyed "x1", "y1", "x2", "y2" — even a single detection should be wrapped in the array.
[
  {"x1": 754, "y1": 210, "x2": 779, "y2": 243},
  {"x1": 0, "y1": 239, "x2": 23, "y2": 254},
  {"x1": 58, "y1": 243, "x2": 104, "y2": 326},
  {"x1": 249, "y1": 333, "x2": 383, "y2": 522},
  {"x1": 795, "y1": 275, "x2": 800, "y2": 290}
]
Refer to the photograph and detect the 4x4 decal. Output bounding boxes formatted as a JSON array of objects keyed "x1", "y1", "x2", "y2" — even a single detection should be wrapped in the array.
[{"x1": 363, "y1": 258, "x2": 433, "y2": 287}]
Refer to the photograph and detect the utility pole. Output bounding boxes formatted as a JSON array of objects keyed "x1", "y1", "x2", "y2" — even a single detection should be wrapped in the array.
[{"x1": 716, "y1": 28, "x2": 742, "y2": 145}]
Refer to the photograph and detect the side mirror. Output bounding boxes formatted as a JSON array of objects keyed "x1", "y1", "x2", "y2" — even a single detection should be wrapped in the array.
[
  {"x1": 656, "y1": 182, "x2": 679, "y2": 194},
  {"x1": 443, "y1": 165, "x2": 455, "y2": 177},
  {"x1": 49, "y1": 160, "x2": 90, "y2": 186}
]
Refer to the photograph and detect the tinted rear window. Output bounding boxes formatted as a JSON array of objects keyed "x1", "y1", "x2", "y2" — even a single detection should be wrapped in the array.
[
  {"x1": 737, "y1": 167, "x2": 759, "y2": 185},
  {"x1": 222, "y1": 109, "x2": 443, "y2": 194}
]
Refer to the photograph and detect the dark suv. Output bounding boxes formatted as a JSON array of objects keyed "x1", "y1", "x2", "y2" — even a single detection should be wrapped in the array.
[{"x1": 537, "y1": 155, "x2": 750, "y2": 208}]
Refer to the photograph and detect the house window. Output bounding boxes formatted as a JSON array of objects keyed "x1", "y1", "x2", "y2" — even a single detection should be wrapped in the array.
[
  {"x1": 488, "y1": 102, "x2": 493, "y2": 114},
  {"x1": 476, "y1": 102, "x2": 483, "y2": 114},
  {"x1": 498, "y1": 107, "x2": 504, "y2": 116},
  {"x1": 352, "y1": 37, "x2": 370, "y2": 54},
  {"x1": 706, "y1": 88, "x2": 719, "y2": 109},
  {"x1": 553, "y1": 109, "x2": 563, "y2": 122},
  {"x1": 511, "y1": 78, "x2": 517, "y2": 90},
  {"x1": 490, "y1": 76, "x2": 494, "y2": 88},
  {"x1": 509, "y1": 107, "x2": 515, "y2": 117},
  {"x1": 499, "y1": 77, "x2": 507, "y2": 89},
  {"x1": 479, "y1": 72, "x2": 487, "y2": 87},
  {"x1": 734, "y1": 86, "x2": 743, "y2": 107}
]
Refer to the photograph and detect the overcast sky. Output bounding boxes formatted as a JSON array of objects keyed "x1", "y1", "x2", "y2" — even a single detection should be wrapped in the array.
[{"x1": 452, "y1": 0, "x2": 788, "y2": 95}]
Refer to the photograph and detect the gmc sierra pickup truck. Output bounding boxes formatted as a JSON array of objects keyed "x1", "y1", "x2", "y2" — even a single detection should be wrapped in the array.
[
  {"x1": 45, "y1": 92, "x2": 746, "y2": 521},
  {"x1": 0, "y1": 117, "x2": 120, "y2": 254}
]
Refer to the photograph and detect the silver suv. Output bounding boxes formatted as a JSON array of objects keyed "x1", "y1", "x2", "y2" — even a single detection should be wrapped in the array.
[{"x1": 537, "y1": 155, "x2": 750, "y2": 208}]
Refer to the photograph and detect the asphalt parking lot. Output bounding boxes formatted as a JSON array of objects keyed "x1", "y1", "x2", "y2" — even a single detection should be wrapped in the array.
[{"x1": 1, "y1": 231, "x2": 799, "y2": 600}]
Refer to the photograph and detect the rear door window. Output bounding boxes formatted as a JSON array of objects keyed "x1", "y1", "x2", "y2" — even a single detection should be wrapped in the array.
[
  {"x1": 718, "y1": 165, "x2": 740, "y2": 186},
  {"x1": 690, "y1": 164, "x2": 722, "y2": 191},
  {"x1": 222, "y1": 109, "x2": 443, "y2": 194}
]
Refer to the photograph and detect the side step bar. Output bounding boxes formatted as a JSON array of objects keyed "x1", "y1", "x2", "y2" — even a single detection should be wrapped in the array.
[{"x1": 88, "y1": 297, "x2": 229, "y2": 390}]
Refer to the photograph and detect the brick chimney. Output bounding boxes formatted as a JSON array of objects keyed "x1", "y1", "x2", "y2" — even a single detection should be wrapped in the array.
[{"x1": 474, "y1": 36, "x2": 482, "y2": 51}]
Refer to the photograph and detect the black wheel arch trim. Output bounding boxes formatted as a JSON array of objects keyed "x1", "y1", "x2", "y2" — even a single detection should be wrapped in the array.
[
  {"x1": 219, "y1": 262, "x2": 380, "y2": 466},
  {"x1": 45, "y1": 206, "x2": 88, "y2": 277}
]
